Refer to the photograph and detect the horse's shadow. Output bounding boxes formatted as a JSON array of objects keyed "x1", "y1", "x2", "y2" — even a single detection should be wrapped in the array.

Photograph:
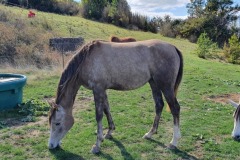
[
  {"x1": 108, "y1": 138, "x2": 134, "y2": 160},
  {"x1": 170, "y1": 148, "x2": 198, "y2": 160},
  {"x1": 48, "y1": 139, "x2": 128, "y2": 160},
  {"x1": 49, "y1": 147, "x2": 85, "y2": 160},
  {"x1": 49, "y1": 139, "x2": 198, "y2": 160},
  {"x1": 103, "y1": 138, "x2": 198, "y2": 160},
  {"x1": 148, "y1": 139, "x2": 199, "y2": 160}
]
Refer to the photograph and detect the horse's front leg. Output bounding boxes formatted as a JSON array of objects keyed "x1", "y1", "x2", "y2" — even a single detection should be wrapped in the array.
[{"x1": 91, "y1": 89, "x2": 105, "y2": 154}]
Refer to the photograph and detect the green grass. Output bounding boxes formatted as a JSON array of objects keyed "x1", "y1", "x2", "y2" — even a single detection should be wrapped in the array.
[{"x1": 1, "y1": 4, "x2": 240, "y2": 160}]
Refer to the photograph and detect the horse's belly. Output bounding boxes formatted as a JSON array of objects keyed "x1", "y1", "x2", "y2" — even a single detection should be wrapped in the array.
[
  {"x1": 109, "y1": 82, "x2": 148, "y2": 91},
  {"x1": 108, "y1": 72, "x2": 150, "y2": 90}
]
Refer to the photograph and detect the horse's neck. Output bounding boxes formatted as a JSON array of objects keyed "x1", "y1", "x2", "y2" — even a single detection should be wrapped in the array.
[{"x1": 60, "y1": 81, "x2": 81, "y2": 112}]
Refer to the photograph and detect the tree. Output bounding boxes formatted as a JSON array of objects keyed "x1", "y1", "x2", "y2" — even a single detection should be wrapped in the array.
[
  {"x1": 182, "y1": 0, "x2": 240, "y2": 47},
  {"x1": 116, "y1": 0, "x2": 131, "y2": 27},
  {"x1": 6, "y1": 0, "x2": 20, "y2": 5},
  {"x1": 186, "y1": 0, "x2": 205, "y2": 18},
  {"x1": 81, "y1": 0, "x2": 107, "y2": 20},
  {"x1": 196, "y1": 32, "x2": 218, "y2": 58},
  {"x1": 224, "y1": 34, "x2": 240, "y2": 64},
  {"x1": 80, "y1": 0, "x2": 157, "y2": 33},
  {"x1": 157, "y1": 15, "x2": 184, "y2": 38}
]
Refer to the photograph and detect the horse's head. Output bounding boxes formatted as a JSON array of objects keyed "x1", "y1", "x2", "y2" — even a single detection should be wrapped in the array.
[
  {"x1": 229, "y1": 99, "x2": 240, "y2": 141},
  {"x1": 48, "y1": 102, "x2": 74, "y2": 149}
]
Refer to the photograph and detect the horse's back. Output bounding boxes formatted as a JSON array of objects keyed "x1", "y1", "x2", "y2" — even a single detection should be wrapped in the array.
[
  {"x1": 80, "y1": 39, "x2": 181, "y2": 90},
  {"x1": 97, "y1": 39, "x2": 180, "y2": 71}
]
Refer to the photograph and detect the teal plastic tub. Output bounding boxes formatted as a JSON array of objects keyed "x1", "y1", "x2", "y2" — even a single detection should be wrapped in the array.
[{"x1": 0, "y1": 73, "x2": 27, "y2": 110}]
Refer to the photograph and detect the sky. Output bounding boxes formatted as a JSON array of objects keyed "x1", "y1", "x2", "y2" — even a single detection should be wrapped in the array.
[
  {"x1": 126, "y1": 0, "x2": 240, "y2": 19},
  {"x1": 126, "y1": 0, "x2": 190, "y2": 19}
]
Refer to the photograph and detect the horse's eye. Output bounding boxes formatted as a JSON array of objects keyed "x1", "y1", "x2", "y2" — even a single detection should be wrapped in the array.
[{"x1": 56, "y1": 123, "x2": 60, "y2": 126}]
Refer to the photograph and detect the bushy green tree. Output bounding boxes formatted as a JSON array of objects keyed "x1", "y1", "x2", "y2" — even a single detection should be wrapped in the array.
[
  {"x1": 81, "y1": 0, "x2": 107, "y2": 20},
  {"x1": 81, "y1": 0, "x2": 156, "y2": 32},
  {"x1": 158, "y1": 15, "x2": 183, "y2": 38},
  {"x1": 196, "y1": 32, "x2": 218, "y2": 58},
  {"x1": 182, "y1": 0, "x2": 240, "y2": 47},
  {"x1": 224, "y1": 34, "x2": 240, "y2": 64}
]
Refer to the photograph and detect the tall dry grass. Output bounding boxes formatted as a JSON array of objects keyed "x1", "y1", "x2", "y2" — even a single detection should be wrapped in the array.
[{"x1": 0, "y1": 8, "x2": 68, "y2": 69}]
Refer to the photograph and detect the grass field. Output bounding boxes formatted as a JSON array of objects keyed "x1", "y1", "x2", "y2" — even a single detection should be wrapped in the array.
[{"x1": 1, "y1": 5, "x2": 240, "y2": 160}]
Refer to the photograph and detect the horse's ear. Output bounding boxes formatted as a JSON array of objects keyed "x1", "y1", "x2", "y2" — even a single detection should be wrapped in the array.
[
  {"x1": 47, "y1": 100, "x2": 56, "y2": 108},
  {"x1": 47, "y1": 100, "x2": 61, "y2": 111},
  {"x1": 228, "y1": 99, "x2": 239, "y2": 109}
]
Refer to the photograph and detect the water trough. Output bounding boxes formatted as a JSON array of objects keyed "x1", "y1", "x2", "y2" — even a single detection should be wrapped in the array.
[{"x1": 0, "y1": 73, "x2": 27, "y2": 110}]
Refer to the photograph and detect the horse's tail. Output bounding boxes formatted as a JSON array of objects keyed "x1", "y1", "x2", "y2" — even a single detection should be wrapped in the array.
[
  {"x1": 174, "y1": 47, "x2": 183, "y2": 97},
  {"x1": 166, "y1": 47, "x2": 183, "y2": 112}
]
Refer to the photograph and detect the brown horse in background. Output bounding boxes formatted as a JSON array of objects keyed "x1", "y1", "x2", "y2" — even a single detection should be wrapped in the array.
[{"x1": 110, "y1": 36, "x2": 136, "y2": 42}]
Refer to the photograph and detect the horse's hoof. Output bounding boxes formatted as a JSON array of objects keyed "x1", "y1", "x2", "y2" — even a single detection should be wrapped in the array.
[
  {"x1": 167, "y1": 144, "x2": 177, "y2": 150},
  {"x1": 142, "y1": 133, "x2": 151, "y2": 139},
  {"x1": 91, "y1": 145, "x2": 100, "y2": 154},
  {"x1": 104, "y1": 134, "x2": 113, "y2": 139}
]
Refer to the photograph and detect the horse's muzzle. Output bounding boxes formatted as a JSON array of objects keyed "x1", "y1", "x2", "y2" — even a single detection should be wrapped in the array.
[
  {"x1": 232, "y1": 135, "x2": 240, "y2": 141},
  {"x1": 48, "y1": 142, "x2": 61, "y2": 149},
  {"x1": 48, "y1": 143, "x2": 56, "y2": 149}
]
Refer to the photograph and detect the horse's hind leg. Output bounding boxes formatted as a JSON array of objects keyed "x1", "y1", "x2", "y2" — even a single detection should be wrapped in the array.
[
  {"x1": 103, "y1": 93, "x2": 115, "y2": 139},
  {"x1": 143, "y1": 80, "x2": 164, "y2": 139},
  {"x1": 163, "y1": 90, "x2": 181, "y2": 149}
]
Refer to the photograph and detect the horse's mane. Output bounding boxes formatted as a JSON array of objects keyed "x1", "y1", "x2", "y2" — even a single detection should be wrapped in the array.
[
  {"x1": 234, "y1": 105, "x2": 240, "y2": 121},
  {"x1": 55, "y1": 40, "x2": 99, "y2": 104},
  {"x1": 49, "y1": 103, "x2": 57, "y2": 125}
]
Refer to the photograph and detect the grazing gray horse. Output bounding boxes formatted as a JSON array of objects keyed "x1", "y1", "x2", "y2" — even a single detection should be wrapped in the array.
[{"x1": 48, "y1": 39, "x2": 183, "y2": 153}]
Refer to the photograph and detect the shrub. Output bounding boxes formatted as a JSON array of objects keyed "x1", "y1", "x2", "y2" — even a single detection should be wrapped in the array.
[
  {"x1": 223, "y1": 34, "x2": 240, "y2": 64},
  {"x1": 196, "y1": 32, "x2": 218, "y2": 59},
  {"x1": 188, "y1": 34, "x2": 198, "y2": 43},
  {"x1": 0, "y1": 23, "x2": 16, "y2": 64},
  {"x1": 160, "y1": 23, "x2": 176, "y2": 38},
  {"x1": 18, "y1": 98, "x2": 50, "y2": 122},
  {"x1": 0, "y1": 9, "x2": 8, "y2": 21},
  {"x1": 54, "y1": 1, "x2": 80, "y2": 15}
]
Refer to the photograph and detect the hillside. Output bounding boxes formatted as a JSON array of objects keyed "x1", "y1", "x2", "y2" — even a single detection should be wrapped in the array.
[
  {"x1": 0, "y1": 4, "x2": 196, "y2": 68},
  {"x1": 0, "y1": 4, "x2": 195, "y2": 43}
]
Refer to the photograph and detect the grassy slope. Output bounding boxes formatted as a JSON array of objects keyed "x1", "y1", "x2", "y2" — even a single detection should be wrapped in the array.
[{"x1": 1, "y1": 4, "x2": 240, "y2": 160}]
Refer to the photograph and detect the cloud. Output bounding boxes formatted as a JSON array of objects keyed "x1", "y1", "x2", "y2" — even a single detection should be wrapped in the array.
[
  {"x1": 134, "y1": 10, "x2": 188, "y2": 19},
  {"x1": 126, "y1": 0, "x2": 190, "y2": 19},
  {"x1": 127, "y1": 0, "x2": 189, "y2": 10}
]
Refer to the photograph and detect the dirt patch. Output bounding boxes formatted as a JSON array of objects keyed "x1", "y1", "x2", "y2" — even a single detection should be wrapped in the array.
[
  {"x1": 206, "y1": 93, "x2": 240, "y2": 105},
  {"x1": 190, "y1": 140, "x2": 204, "y2": 159},
  {"x1": 0, "y1": 95, "x2": 92, "y2": 130},
  {"x1": 1, "y1": 116, "x2": 48, "y2": 129},
  {"x1": 0, "y1": 97, "x2": 92, "y2": 142}
]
